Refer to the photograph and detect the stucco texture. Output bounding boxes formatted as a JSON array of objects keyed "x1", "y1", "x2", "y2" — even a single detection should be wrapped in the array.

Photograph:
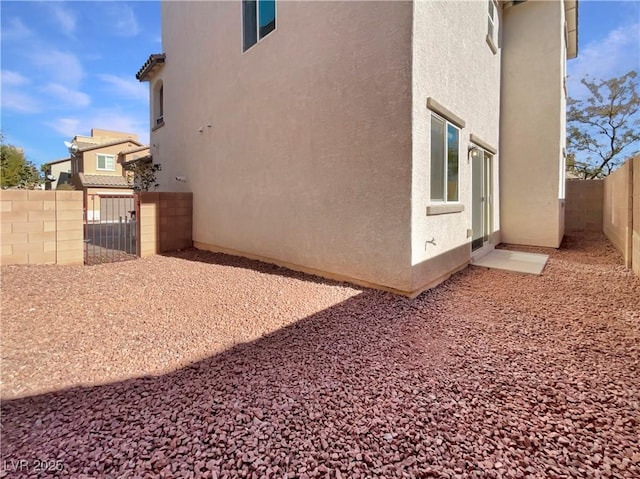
[
  {"x1": 154, "y1": 1, "x2": 414, "y2": 291},
  {"x1": 149, "y1": 1, "x2": 571, "y2": 295},
  {"x1": 410, "y1": 0, "x2": 502, "y2": 291},
  {"x1": 500, "y1": 0, "x2": 566, "y2": 248}
]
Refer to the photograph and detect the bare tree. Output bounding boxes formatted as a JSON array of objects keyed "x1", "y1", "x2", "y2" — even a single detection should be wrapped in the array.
[
  {"x1": 567, "y1": 70, "x2": 639, "y2": 179},
  {"x1": 125, "y1": 160, "x2": 162, "y2": 192}
]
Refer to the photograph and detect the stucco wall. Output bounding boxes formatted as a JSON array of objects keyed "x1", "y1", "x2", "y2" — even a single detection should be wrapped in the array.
[
  {"x1": 153, "y1": 1, "x2": 413, "y2": 291},
  {"x1": 565, "y1": 180, "x2": 604, "y2": 232},
  {"x1": 500, "y1": 0, "x2": 566, "y2": 247},
  {"x1": 0, "y1": 190, "x2": 83, "y2": 265},
  {"x1": 48, "y1": 160, "x2": 72, "y2": 190},
  {"x1": 81, "y1": 142, "x2": 139, "y2": 176},
  {"x1": 410, "y1": 0, "x2": 502, "y2": 291}
]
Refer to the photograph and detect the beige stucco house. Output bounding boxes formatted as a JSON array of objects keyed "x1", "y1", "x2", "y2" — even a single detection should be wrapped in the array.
[
  {"x1": 64, "y1": 128, "x2": 150, "y2": 220},
  {"x1": 137, "y1": 0, "x2": 578, "y2": 297},
  {"x1": 44, "y1": 157, "x2": 72, "y2": 190}
]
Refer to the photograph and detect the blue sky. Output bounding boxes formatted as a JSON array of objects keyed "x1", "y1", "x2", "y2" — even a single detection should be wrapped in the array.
[
  {"x1": 1, "y1": 1, "x2": 161, "y2": 166},
  {"x1": 1, "y1": 1, "x2": 639, "y2": 168}
]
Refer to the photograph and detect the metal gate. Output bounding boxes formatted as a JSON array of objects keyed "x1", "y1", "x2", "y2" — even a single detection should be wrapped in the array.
[{"x1": 84, "y1": 193, "x2": 139, "y2": 265}]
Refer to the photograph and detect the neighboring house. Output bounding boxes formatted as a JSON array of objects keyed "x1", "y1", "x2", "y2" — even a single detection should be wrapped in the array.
[
  {"x1": 44, "y1": 158, "x2": 72, "y2": 190},
  {"x1": 137, "y1": 0, "x2": 578, "y2": 297},
  {"x1": 65, "y1": 128, "x2": 150, "y2": 221}
]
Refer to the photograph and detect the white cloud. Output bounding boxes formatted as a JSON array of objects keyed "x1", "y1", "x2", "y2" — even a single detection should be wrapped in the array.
[
  {"x1": 48, "y1": 3, "x2": 77, "y2": 37},
  {"x1": 1, "y1": 70, "x2": 30, "y2": 87},
  {"x1": 1, "y1": 91, "x2": 41, "y2": 114},
  {"x1": 98, "y1": 74, "x2": 148, "y2": 102},
  {"x1": 29, "y1": 49, "x2": 85, "y2": 88},
  {"x1": 0, "y1": 18, "x2": 33, "y2": 41},
  {"x1": 87, "y1": 110, "x2": 148, "y2": 144},
  {"x1": 42, "y1": 83, "x2": 91, "y2": 108},
  {"x1": 567, "y1": 22, "x2": 640, "y2": 98},
  {"x1": 0, "y1": 70, "x2": 38, "y2": 112},
  {"x1": 45, "y1": 110, "x2": 149, "y2": 144},
  {"x1": 46, "y1": 118, "x2": 81, "y2": 137},
  {"x1": 101, "y1": 4, "x2": 140, "y2": 37}
]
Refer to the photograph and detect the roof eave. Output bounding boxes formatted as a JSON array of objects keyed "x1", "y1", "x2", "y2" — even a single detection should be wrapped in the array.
[
  {"x1": 136, "y1": 53, "x2": 166, "y2": 82},
  {"x1": 565, "y1": 0, "x2": 578, "y2": 59},
  {"x1": 77, "y1": 138, "x2": 144, "y2": 153}
]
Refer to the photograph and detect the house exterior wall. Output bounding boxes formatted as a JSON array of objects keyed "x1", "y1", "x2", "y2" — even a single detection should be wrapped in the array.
[
  {"x1": 410, "y1": 0, "x2": 502, "y2": 292},
  {"x1": 89, "y1": 129, "x2": 138, "y2": 141},
  {"x1": 500, "y1": 0, "x2": 567, "y2": 248},
  {"x1": 153, "y1": 1, "x2": 414, "y2": 291},
  {"x1": 120, "y1": 149, "x2": 150, "y2": 163},
  {"x1": 80, "y1": 142, "x2": 139, "y2": 177},
  {"x1": 47, "y1": 160, "x2": 72, "y2": 190}
]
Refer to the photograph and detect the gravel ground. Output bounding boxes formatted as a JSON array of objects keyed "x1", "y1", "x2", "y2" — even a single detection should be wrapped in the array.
[{"x1": 1, "y1": 232, "x2": 639, "y2": 478}]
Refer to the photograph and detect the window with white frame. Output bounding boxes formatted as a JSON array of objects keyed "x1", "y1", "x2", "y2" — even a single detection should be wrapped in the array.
[
  {"x1": 153, "y1": 80, "x2": 164, "y2": 127},
  {"x1": 243, "y1": 0, "x2": 276, "y2": 52},
  {"x1": 430, "y1": 115, "x2": 459, "y2": 202},
  {"x1": 96, "y1": 154, "x2": 115, "y2": 171},
  {"x1": 487, "y1": 0, "x2": 498, "y2": 49}
]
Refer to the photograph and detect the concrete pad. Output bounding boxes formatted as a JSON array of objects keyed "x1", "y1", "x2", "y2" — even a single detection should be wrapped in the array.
[{"x1": 471, "y1": 249, "x2": 549, "y2": 275}]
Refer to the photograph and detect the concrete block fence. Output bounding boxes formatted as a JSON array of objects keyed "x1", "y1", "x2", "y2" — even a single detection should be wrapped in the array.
[
  {"x1": 0, "y1": 190, "x2": 83, "y2": 265},
  {"x1": 1, "y1": 191, "x2": 193, "y2": 266},
  {"x1": 565, "y1": 154, "x2": 639, "y2": 276}
]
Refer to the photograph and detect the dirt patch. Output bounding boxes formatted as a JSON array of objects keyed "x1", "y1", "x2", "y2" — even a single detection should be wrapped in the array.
[{"x1": 2, "y1": 232, "x2": 638, "y2": 478}]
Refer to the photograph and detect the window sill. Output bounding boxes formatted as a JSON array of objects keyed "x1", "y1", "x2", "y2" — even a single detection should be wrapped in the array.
[
  {"x1": 486, "y1": 34, "x2": 498, "y2": 55},
  {"x1": 426, "y1": 204, "x2": 464, "y2": 216},
  {"x1": 152, "y1": 121, "x2": 165, "y2": 132}
]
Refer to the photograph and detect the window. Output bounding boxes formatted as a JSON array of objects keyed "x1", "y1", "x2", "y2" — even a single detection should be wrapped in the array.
[
  {"x1": 97, "y1": 154, "x2": 115, "y2": 171},
  {"x1": 430, "y1": 115, "x2": 459, "y2": 202},
  {"x1": 243, "y1": 0, "x2": 276, "y2": 51},
  {"x1": 153, "y1": 80, "x2": 164, "y2": 127},
  {"x1": 488, "y1": 0, "x2": 495, "y2": 39},
  {"x1": 486, "y1": 0, "x2": 498, "y2": 53},
  {"x1": 158, "y1": 85, "x2": 163, "y2": 124}
]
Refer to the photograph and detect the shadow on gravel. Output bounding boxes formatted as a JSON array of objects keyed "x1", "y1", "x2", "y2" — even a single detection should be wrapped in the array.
[
  {"x1": 2, "y1": 232, "x2": 639, "y2": 478},
  {"x1": 160, "y1": 247, "x2": 364, "y2": 290},
  {"x1": 0, "y1": 287, "x2": 451, "y2": 477}
]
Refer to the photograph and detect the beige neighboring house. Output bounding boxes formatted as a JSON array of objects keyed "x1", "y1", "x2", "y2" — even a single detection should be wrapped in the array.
[
  {"x1": 137, "y1": 0, "x2": 578, "y2": 297},
  {"x1": 65, "y1": 128, "x2": 150, "y2": 220},
  {"x1": 44, "y1": 158, "x2": 72, "y2": 190}
]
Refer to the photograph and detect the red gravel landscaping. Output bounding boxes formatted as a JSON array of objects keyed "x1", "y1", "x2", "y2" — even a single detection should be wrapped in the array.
[{"x1": 1, "y1": 232, "x2": 639, "y2": 478}]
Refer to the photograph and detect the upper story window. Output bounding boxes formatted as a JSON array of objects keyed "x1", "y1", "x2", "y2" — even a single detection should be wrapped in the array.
[
  {"x1": 243, "y1": 0, "x2": 276, "y2": 52},
  {"x1": 430, "y1": 114, "x2": 459, "y2": 203},
  {"x1": 96, "y1": 154, "x2": 116, "y2": 171},
  {"x1": 486, "y1": 0, "x2": 498, "y2": 54},
  {"x1": 153, "y1": 80, "x2": 164, "y2": 128}
]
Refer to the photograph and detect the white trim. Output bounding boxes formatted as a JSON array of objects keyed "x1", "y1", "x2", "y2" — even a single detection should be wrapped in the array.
[
  {"x1": 429, "y1": 112, "x2": 460, "y2": 204},
  {"x1": 242, "y1": 0, "x2": 277, "y2": 53},
  {"x1": 96, "y1": 154, "x2": 116, "y2": 171},
  {"x1": 487, "y1": 0, "x2": 499, "y2": 53}
]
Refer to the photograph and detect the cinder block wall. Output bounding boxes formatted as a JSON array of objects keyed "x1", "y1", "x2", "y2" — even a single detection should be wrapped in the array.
[
  {"x1": 139, "y1": 192, "x2": 193, "y2": 257},
  {"x1": 632, "y1": 156, "x2": 639, "y2": 276},
  {"x1": 565, "y1": 180, "x2": 604, "y2": 232},
  {"x1": 603, "y1": 159, "x2": 633, "y2": 269},
  {"x1": 0, "y1": 190, "x2": 83, "y2": 265}
]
